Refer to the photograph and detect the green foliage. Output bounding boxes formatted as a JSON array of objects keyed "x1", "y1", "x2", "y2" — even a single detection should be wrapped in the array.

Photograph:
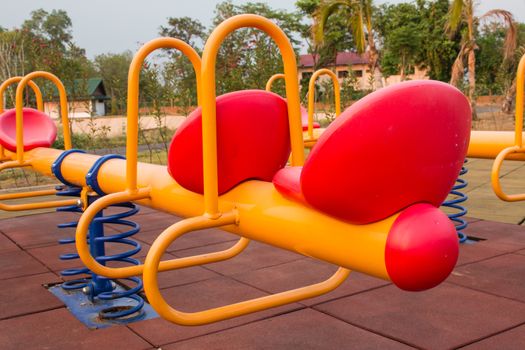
[{"x1": 93, "y1": 51, "x2": 132, "y2": 115}]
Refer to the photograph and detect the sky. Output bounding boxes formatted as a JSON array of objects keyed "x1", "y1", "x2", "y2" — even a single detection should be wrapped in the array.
[{"x1": 1, "y1": 0, "x2": 525, "y2": 58}]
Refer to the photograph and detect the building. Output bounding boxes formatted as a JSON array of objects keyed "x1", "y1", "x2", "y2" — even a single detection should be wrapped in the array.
[
  {"x1": 44, "y1": 78, "x2": 110, "y2": 119},
  {"x1": 298, "y1": 52, "x2": 428, "y2": 89}
]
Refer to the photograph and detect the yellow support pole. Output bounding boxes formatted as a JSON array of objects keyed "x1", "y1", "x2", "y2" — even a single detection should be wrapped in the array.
[
  {"x1": 307, "y1": 68, "x2": 341, "y2": 141},
  {"x1": 265, "y1": 73, "x2": 285, "y2": 92},
  {"x1": 0, "y1": 77, "x2": 44, "y2": 161},
  {"x1": 15, "y1": 71, "x2": 72, "y2": 163},
  {"x1": 201, "y1": 14, "x2": 305, "y2": 217},
  {"x1": 125, "y1": 37, "x2": 202, "y2": 193},
  {"x1": 491, "y1": 54, "x2": 525, "y2": 201}
]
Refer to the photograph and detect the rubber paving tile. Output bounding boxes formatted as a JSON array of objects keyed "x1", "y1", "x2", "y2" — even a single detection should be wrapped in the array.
[
  {"x1": 232, "y1": 258, "x2": 390, "y2": 306},
  {"x1": 163, "y1": 308, "x2": 415, "y2": 350},
  {"x1": 27, "y1": 240, "x2": 152, "y2": 272},
  {"x1": 0, "y1": 308, "x2": 152, "y2": 350},
  {"x1": 128, "y1": 276, "x2": 304, "y2": 346},
  {"x1": 314, "y1": 283, "x2": 525, "y2": 350},
  {"x1": 172, "y1": 240, "x2": 304, "y2": 276},
  {"x1": 456, "y1": 241, "x2": 509, "y2": 266},
  {"x1": 463, "y1": 220, "x2": 525, "y2": 252},
  {"x1": 135, "y1": 226, "x2": 238, "y2": 252},
  {"x1": 448, "y1": 253, "x2": 525, "y2": 303},
  {"x1": 0, "y1": 272, "x2": 63, "y2": 320},
  {"x1": 0, "y1": 250, "x2": 48, "y2": 280},
  {"x1": 0, "y1": 231, "x2": 19, "y2": 253},
  {"x1": 460, "y1": 323, "x2": 525, "y2": 350}
]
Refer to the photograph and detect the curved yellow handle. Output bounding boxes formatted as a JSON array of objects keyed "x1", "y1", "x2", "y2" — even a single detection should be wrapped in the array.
[
  {"x1": 492, "y1": 54, "x2": 525, "y2": 201},
  {"x1": 15, "y1": 71, "x2": 72, "y2": 163},
  {"x1": 0, "y1": 77, "x2": 44, "y2": 113},
  {"x1": 143, "y1": 213, "x2": 350, "y2": 326},
  {"x1": 201, "y1": 14, "x2": 305, "y2": 217},
  {"x1": 307, "y1": 68, "x2": 341, "y2": 140},
  {"x1": 265, "y1": 73, "x2": 285, "y2": 92},
  {"x1": 125, "y1": 37, "x2": 202, "y2": 193}
]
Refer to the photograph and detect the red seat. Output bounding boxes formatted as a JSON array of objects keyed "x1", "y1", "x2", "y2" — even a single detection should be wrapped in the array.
[
  {"x1": 0, "y1": 107, "x2": 57, "y2": 152},
  {"x1": 168, "y1": 90, "x2": 291, "y2": 195},
  {"x1": 300, "y1": 106, "x2": 320, "y2": 131},
  {"x1": 273, "y1": 80, "x2": 471, "y2": 224}
]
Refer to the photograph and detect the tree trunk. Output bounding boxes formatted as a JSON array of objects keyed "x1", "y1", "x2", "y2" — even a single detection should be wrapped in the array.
[
  {"x1": 468, "y1": 48, "x2": 478, "y2": 120},
  {"x1": 368, "y1": 36, "x2": 383, "y2": 90},
  {"x1": 502, "y1": 77, "x2": 516, "y2": 114}
]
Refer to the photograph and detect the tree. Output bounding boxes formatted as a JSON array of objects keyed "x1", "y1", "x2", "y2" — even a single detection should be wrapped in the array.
[
  {"x1": 446, "y1": 0, "x2": 517, "y2": 119},
  {"x1": 94, "y1": 52, "x2": 133, "y2": 115},
  {"x1": 312, "y1": 0, "x2": 383, "y2": 89},
  {"x1": 296, "y1": 0, "x2": 355, "y2": 69},
  {"x1": 375, "y1": 3, "x2": 424, "y2": 80}
]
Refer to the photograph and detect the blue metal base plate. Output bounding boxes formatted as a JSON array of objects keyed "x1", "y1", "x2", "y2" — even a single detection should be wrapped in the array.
[{"x1": 48, "y1": 283, "x2": 158, "y2": 329}]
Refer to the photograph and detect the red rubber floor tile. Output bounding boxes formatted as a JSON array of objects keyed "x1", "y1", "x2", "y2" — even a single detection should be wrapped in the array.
[
  {"x1": 459, "y1": 323, "x2": 525, "y2": 350},
  {"x1": 172, "y1": 240, "x2": 304, "y2": 276},
  {"x1": 0, "y1": 250, "x2": 48, "y2": 280},
  {"x1": 0, "y1": 272, "x2": 63, "y2": 319},
  {"x1": 0, "y1": 211, "x2": 80, "y2": 248},
  {"x1": 129, "y1": 276, "x2": 304, "y2": 346},
  {"x1": 464, "y1": 220, "x2": 525, "y2": 252},
  {"x1": 163, "y1": 308, "x2": 415, "y2": 350},
  {"x1": 314, "y1": 283, "x2": 525, "y2": 350},
  {"x1": 0, "y1": 231, "x2": 19, "y2": 253},
  {"x1": 456, "y1": 241, "x2": 508, "y2": 266},
  {"x1": 233, "y1": 258, "x2": 390, "y2": 306},
  {"x1": 0, "y1": 308, "x2": 152, "y2": 349},
  {"x1": 136, "y1": 226, "x2": 238, "y2": 252},
  {"x1": 449, "y1": 253, "x2": 525, "y2": 303}
]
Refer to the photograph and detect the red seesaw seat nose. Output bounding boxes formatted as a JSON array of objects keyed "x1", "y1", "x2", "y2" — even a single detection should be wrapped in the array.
[
  {"x1": 168, "y1": 90, "x2": 291, "y2": 195},
  {"x1": 0, "y1": 107, "x2": 57, "y2": 152},
  {"x1": 273, "y1": 80, "x2": 472, "y2": 224}
]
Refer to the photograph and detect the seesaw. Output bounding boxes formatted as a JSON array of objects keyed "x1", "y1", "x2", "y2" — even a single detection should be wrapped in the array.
[
  {"x1": 266, "y1": 68, "x2": 341, "y2": 148},
  {"x1": 0, "y1": 15, "x2": 471, "y2": 326}
]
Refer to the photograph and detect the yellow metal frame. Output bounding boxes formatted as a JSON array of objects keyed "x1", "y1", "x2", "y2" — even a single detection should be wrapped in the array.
[
  {"x1": 75, "y1": 38, "x2": 252, "y2": 280},
  {"x1": 265, "y1": 69, "x2": 341, "y2": 149},
  {"x1": 307, "y1": 68, "x2": 341, "y2": 141},
  {"x1": 141, "y1": 14, "x2": 348, "y2": 325},
  {"x1": 491, "y1": 54, "x2": 525, "y2": 201},
  {"x1": 0, "y1": 71, "x2": 77, "y2": 211},
  {"x1": 0, "y1": 77, "x2": 44, "y2": 162}
]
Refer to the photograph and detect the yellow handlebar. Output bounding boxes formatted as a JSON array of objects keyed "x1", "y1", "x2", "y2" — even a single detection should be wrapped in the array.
[
  {"x1": 265, "y1": 73, "x2": 285, "y2": 92},
  {"x1": 126, "y1": 37, "x2": 202, "y2": 193},
  {"x1": 201, "y1": 14, "x2": 305, "y2": 217},
  {"x1": 15, "y1": 71, "x2": 72, "y2": 163},
  {"x1": 0, "y1": 77, "x2": 44, "y2": 113},
  {"x1": 492, "y1": 54, "x2": 525, "y2": 201},
  {"x1": 307, "y1": 68, "x2": 341, "y2": 140}
]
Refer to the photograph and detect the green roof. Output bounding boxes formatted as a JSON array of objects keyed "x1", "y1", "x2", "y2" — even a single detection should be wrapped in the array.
[{"x1": 63, "y1": 78, "x2": 109, "y2": 100}]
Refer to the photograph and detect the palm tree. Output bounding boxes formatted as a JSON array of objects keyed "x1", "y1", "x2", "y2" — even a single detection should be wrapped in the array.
[
  {"x1": 313, "y1": 0, "x2": 382, "y2": 90},
  {"x1": 447, "y1": 0, "x2": 516, "y2": 120}
]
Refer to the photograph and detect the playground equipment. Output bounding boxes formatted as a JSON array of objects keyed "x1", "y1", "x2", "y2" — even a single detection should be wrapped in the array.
[
  {"x1": 266, "y1": 68, "x2": 341, "y2": 148},
  {"x1": 491, "y1": 53, "x2": 525, "y2": 201},
  {"x1": 0, "y1": 15, "x2": 471, "y2": 326}
]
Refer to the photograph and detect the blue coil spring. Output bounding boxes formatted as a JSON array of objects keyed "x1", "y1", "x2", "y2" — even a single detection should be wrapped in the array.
[
  {"x1": 56, "y1": 185, "x2": 87, "y2": 290},
  {"x1": 88, "y1": 201, "x2": 144, "y2": 319},
  {"x1": 53, "y1": 152, "x2": 145, "y2": 320},
  {"x1": 442, "y1": 159, "x2": 468, "y2": 243}
]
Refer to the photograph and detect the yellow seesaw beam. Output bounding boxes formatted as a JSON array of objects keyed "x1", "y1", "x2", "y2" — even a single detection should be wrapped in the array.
[{"x1": 22, "y1": 146, "x2": 392, "y2": 280}]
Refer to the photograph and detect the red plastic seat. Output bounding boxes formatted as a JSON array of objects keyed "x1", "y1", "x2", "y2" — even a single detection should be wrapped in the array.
[
  {"x1": 168, "y1": 90, "x2": 291, "y2": 195},
  {"x1": 300, "y1": 106, "x2": 320, "y2": 131},
  {"x1": 0, "y1": 107, "x2": 57, "y2": 152},
  {"x1": 273, "y1": 80, "x2": 471, "y2": 224}
]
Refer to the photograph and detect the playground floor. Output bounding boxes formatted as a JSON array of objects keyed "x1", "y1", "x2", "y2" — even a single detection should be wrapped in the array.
[{"x1": 1, "y1": 158, "x2": 525, "y2": 349}]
